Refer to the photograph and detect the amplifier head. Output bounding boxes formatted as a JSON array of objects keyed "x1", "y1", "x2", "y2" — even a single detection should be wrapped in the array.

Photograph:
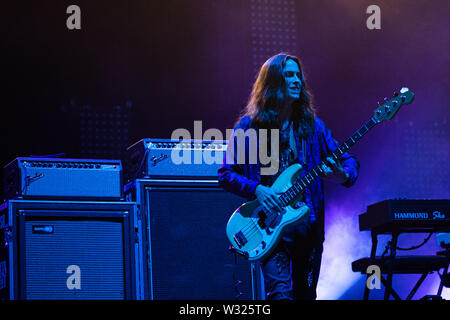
[
  {"x1": 3, "y1": 158, "x2": 123, "y2": 200},
  {"x1": 125, "y1": 139, "x2": 228, "y2": 182}
]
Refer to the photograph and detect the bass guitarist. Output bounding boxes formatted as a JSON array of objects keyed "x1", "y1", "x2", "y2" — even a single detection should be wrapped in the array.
[{"x1": 218, "y1": 53, "x2": 360, "y2": 300}]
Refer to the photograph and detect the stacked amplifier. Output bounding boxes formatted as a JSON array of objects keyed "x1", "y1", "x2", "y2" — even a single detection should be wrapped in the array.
[
  {"x1": 125, "y1": 139, "x2": 263, "y2": 300},
  {"x1": 125, "y1": 138, "x2": 228, "y2": 182},
  {"x1": 1, "y1": 157, "x2": 140, "y2": 300},
  {"x1": 1, "y1": 139, "x2": 263, "y2": 300},
  {"x1": 4, "y1": 157, "x2": 123, "y2": 200}
]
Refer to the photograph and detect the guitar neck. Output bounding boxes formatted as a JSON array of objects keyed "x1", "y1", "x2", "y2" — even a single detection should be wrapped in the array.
[{"x1": 279, "y1": 117, "x2": 377, "y2": 206}]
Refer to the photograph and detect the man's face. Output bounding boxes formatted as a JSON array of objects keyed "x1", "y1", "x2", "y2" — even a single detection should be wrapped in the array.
[{"x1": 283, "y1": 59, "x2": 302, "y2": 101}]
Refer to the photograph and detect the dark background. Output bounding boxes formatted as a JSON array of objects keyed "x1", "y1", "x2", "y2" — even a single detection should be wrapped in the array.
[{"x1": 2, "y1": 0, "x2": 449, "y2": 299}]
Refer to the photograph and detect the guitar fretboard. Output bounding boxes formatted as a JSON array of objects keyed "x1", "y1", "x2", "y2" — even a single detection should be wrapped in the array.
[{"x1": 279, "y1": 117, "x2": 377, "y2": 206}]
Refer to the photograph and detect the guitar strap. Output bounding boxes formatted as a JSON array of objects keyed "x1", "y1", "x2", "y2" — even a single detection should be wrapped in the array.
[
  {"x1": 301, "y1": 137, "x2": 306, "y2": 166},
  {"x1": 292, "y1": 122, "x2": 306, "y2": 166}
]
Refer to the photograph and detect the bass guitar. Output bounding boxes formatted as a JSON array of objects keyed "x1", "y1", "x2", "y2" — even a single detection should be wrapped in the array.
[{"x1": 226, "y1": 87, "x2": 415, "y2": 261}]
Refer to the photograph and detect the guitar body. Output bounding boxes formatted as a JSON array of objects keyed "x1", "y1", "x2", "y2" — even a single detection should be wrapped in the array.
[{"x1": 226, "y1": 163, "x2": 310, "y2": 261}]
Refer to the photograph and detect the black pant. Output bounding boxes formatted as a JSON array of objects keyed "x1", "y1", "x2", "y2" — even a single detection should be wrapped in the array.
[{"x1": 260, "y1": 220, "x2": 324, "y2": 300}]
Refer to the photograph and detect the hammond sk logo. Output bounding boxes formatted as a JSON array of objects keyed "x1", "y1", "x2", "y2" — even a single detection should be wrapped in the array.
[
  {"x1": 432, "y1": 211, "x2": 445, "y2": 220},
  {"x1": 394, "y1": 212, "x2": 429, "y2": 219}
]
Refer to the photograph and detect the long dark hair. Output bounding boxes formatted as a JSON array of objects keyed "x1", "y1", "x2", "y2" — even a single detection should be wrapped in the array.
[{"x1": 239, "y1": 53, "x2": 316, "y2": 137}]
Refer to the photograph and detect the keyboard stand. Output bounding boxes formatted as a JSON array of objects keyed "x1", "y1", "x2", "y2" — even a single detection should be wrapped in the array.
[{"x1": 354, "y1": 230, "x2": 450, "y2": 300}]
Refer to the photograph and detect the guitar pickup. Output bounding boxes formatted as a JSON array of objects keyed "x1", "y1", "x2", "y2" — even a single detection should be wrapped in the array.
[
  {"x1": 257, "y1": 209, "x2": 267, "y2": 229},
  {"x1": 257, "y1": 210, "x2": 267, "y2": 219},
  {"x1": 233, "y1": 231, "x2": 247, "y2": 248},
  {"x1": 257, "y1": 218, "x2": 266, "y2": 229}
]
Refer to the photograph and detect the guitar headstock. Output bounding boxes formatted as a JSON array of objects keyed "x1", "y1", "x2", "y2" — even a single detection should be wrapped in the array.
[{"x1": 373, "y1": 87, "x2": 414, "y2": 123}]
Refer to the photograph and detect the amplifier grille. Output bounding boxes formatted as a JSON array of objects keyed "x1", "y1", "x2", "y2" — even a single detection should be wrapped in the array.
[
  {"x1": 144, "y1": 185, "x2": 255, "y2": 299},
  {"x1": 24, "y1": 218, "x2": 125, "y2": 299}
]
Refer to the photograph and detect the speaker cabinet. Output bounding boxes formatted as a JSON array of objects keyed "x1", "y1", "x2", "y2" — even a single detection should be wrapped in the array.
[
  {"x1": 126, "y1": 179, "x2": 263, "y2": 300},
  {"x1": 0, "y1": 200, "x2": 139, "y2": 300}
]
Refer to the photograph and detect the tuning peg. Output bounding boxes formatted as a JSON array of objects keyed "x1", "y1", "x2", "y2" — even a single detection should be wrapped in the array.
[{"x1": 400, "y1": 87, "x2": 409, "y2": 93}]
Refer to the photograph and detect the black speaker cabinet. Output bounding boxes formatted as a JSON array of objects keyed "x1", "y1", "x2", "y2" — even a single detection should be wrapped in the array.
[
  {"x1": 125, "y1": 179, "x2": 264, "y2": 300},
  {"x1": 0, "y1": 200, "x2": 140, "y2": 300}
]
